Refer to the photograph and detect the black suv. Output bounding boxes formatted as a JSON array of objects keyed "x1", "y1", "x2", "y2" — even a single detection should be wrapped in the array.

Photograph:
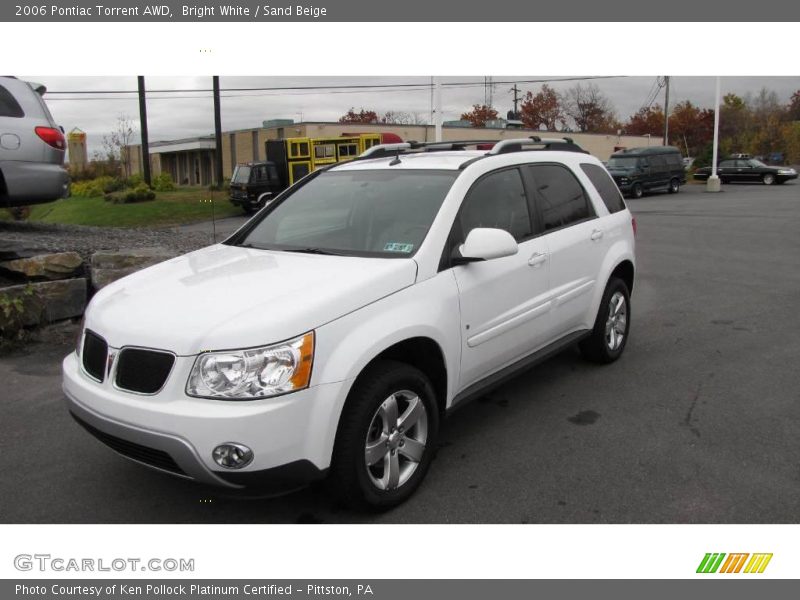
[
  {"x1": 229, "y1": 162, "x2": 283, "y2": 214},
  {"x1": 606, "y1": 146, "x2": 686, "y2": 198},
  {"x1": 693, "y1": 157, "x2": 797, "y2": 185}
]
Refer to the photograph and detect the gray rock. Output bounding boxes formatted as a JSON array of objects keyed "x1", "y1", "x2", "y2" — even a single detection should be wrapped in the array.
[
  {"x1": 90, "y1": 247, "x2": 177, "y2": 290},
  {"x1": 0, "y1": 278, "x2": 87, "y2": 328},
  {"x1": 0, "y1": 251, "x2": 84, "y2": 280}
]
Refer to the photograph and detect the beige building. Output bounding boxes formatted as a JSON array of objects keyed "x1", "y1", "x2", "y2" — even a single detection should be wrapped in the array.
[{"x1": 125, "y1": 121, "x2": 662, "y2": 185}]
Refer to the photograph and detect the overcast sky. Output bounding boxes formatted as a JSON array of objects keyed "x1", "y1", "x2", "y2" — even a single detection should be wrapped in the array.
[{"x1": 23, "y1": 75, "x2": 800, "y2": 156}]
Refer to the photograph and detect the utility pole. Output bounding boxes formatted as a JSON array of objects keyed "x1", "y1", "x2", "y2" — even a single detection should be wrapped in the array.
[
  {"x1": 137, "y1": 76, "x2": 151, "y2": 186},
  {"x1": 663, "y1": 75, "x2": 670, "y2": 146},
  {"x1": 212, "y1": 76, "x2": 223, "y2": 186},
  {"x1": 434, "y1": 77, "x2": 443, "y2": 142},
  {"x1": 510, "y1": 84, "x2": 521, "y2": 118}
]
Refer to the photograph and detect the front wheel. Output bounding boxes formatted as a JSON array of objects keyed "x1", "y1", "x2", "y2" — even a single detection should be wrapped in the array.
[
  {"x1": 580, "y1": 278, "x2": 631, "y2": 364},
  {"x1": 630, "y1": 182, "x2": 644, "y2": 199},
  {"x1": 762, "y1": 173, "x2": 776, "y2": 185},
  {"x1": 330, "y1": 360, "x2": 439, "y2": 511}
]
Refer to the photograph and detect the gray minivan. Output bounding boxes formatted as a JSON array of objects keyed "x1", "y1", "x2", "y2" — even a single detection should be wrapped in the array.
[
  {"x1": 606, "y1": 146, "x2": 686, "y2": 198},
  {"x1": 1, "y1": 76, "x2": 69, "y2": 208}
]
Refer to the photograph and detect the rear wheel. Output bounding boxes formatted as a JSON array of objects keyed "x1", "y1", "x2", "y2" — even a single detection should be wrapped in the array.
[
  {"x1": 580, "y1": 278, "x2": 631, "y2": 364},
  {"x1": 630, "y1": 182, "x2": 644, "y2": 199},
  {"x1": 668, "y1": 178, "x2": 680, "y2": 193},
  {"x1": 330, "y1": 360, "x2": 439, "y2": 511},
  {"x1": 762, "y1": 173, "x2": 776, "y2": 185}
]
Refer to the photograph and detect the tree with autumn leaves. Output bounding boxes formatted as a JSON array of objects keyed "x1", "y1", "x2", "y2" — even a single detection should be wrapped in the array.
[{"x1": 459, "y1": 104, "x2": 499, "y2": 127}]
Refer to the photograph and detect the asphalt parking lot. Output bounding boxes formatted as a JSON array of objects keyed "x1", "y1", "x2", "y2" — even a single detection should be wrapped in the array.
[{"x1": 2, "y1": 181, "x2": 799, "y2": 524}]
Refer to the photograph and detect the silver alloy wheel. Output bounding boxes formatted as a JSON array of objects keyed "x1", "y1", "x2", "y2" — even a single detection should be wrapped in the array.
[
  {"x1": 763, "y1": 173, "x2": 775, "y2": 185},
  {"x1": 670, "y1": 179, "x2": 679, "y2": 192},
  {"x1": 364, "y1": 390, "x2": 428, "y2": 491},
  {"x1": 605, "y1": 291, "x2": 627, "y2": 351}
]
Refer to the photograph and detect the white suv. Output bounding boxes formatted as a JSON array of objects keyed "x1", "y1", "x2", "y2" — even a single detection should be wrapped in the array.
[{"x1": 63, "y1": 138, "x2": 636, "y2": 510}]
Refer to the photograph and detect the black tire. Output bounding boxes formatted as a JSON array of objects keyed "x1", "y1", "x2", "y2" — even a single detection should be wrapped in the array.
[
  {"x1": 762, "y1": 173, "x2": 776, "y2": 185},
  {"x1": 630, "y1": 182, "x2": 644, "y2": 199},
  {"x1": 243, "y1": 206, "x2": 257, "y2": 215},
  {"x1": 329, "y1": 360, "x2": 440, "y2": 511},
  {"x1": 668, "y1": 178, "x2": 680, "y2": 194},
  {"x1": 579, "y1": 278, "x2": 631, "y2": 364}
]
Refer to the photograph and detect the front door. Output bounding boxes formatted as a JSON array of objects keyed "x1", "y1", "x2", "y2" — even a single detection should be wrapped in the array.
[{"x1": 452, "y1": 167, "x2": 552, "y2": 391}]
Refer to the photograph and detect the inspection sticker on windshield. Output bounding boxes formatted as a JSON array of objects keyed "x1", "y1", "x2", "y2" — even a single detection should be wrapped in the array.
[{"x1": 384, "y1": 242, "x2": 414, "y2": 253}]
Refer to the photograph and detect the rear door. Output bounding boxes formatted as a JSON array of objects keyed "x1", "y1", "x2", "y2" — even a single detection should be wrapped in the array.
[
  {"x1": 524, "y1": 162, "x2": 605, "y2": 336},
  {"x1": 451, "y1": 167, "x2": 552, "y2": 390}
]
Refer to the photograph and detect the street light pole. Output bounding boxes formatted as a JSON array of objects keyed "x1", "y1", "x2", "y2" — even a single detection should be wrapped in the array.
[{"x1": 707, "y1": 76, "x2": 722, "y2": 192}]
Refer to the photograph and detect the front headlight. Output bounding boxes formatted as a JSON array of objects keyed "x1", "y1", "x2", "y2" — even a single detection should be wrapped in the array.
[
  {"x1": 186, "y1": 332, "x2": 314, "y2": 400},
  {"x1": 778, "y1": 169, "x2": 796, "y2": 175}
]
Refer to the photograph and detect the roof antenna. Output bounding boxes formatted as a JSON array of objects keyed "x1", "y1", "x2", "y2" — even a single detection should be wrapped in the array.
[{"x1": 389, "y1": 149, "x2": 402, "y2": 166}]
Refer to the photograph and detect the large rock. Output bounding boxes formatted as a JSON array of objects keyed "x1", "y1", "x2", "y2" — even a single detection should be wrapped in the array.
[
  {"x1": 0, "y1": 278, "x2": 87, "y2": 330},
  {"x1": 0, "y1": 251, "x2": 83, "y2": 281},
  {"x1": 0, "y1": 241, "x2": 50, "y2": 262},
  {"x1": 90, "y1": 247, "x2": 177, "y2": 290}
]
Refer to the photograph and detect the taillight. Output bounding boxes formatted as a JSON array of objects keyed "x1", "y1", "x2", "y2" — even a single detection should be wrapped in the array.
[
  {"x1": 631, "y1": 217, "x2": 638, "y2": 237},
  {"x1": 35, "y1": 126, "x2": 66, "y2": 150}
]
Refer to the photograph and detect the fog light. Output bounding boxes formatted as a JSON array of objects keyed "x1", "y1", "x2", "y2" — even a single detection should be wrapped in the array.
[{"x1": 212, "y1": 443, "x2": 253, "y2": 469}]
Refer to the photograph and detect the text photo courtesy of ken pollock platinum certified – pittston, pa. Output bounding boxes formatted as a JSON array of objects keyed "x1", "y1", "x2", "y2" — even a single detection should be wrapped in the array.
[{"x1": 36, "y1": 4, "x2": 330, "y2": 18}]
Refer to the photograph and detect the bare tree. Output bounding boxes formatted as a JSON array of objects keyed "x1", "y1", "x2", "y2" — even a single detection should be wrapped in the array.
[
  {"x1": 102, "y1": 114, "x2": 136, "y2": 178},
  {"x1": 565, "y1": 83, "x2": 618, "y2": 133},
  {"x1": 382, "y1": 111, "x2": 428, "y2": 125}
]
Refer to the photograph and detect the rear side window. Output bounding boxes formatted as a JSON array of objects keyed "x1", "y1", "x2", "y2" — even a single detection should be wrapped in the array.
[
  {"x1": 580, "y1": 163, "x2": 626, "y2": 214},
  {"x1": 459, "y1": 168, "x2": 532, "y2": 242},
  {"x1": 0, "y1": 84, "x2": 24, "y2": 118},
  {"x1": 526, "y1": 164, "x2": 593, "y2": 232}
]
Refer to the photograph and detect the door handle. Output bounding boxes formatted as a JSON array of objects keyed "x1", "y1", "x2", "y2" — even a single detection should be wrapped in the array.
[
  {"x1": 590, "y1": 229, "x2": 604, "y2": 241},
  {"x1": 528, "y1": 252, "x2": 548, "y2": 267}
]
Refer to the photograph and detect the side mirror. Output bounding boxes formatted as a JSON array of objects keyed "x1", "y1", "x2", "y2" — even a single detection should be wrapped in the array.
[{"x1": 454, "y1": 228, "x2": 518, "y2": 265}]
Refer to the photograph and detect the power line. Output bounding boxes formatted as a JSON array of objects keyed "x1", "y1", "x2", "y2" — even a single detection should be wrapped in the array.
[{"x1": 45, "y1": 75, "x2": 626, "y2": 96}]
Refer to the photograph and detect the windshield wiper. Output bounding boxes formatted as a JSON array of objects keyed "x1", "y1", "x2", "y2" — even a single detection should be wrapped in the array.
[{"x1": 285, "y1": 247, "x2": 348, "y2": 256}]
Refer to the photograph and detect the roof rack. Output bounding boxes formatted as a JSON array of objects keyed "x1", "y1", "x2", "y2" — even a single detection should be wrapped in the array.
[
  {"x1": 359, "y1": 139, "x2": 505, "y2": 159},
  {"x1": 487, "y1": 136, "x2": 585, "y2": 155}
]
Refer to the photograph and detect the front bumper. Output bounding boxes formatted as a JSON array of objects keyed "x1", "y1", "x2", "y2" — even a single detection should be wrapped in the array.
[
  {"x1": 62, "y1": 352, "x2": 350, "y2": 490},
  {"x1": 612, "y1": 178, "x2": 633, "y2": 192}
]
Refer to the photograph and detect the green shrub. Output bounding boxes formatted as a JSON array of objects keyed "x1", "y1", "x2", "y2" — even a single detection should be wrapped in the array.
[
  {"x1": 152, "y1": 173, "x2": 175, "y2": 192},
  {"x1": 104, "y1": 184, "x2": 156, "y2": 204},
  {"x1": 71, "y1": 176, "x2": 117, "y2": 197},
  {"x1": 126, "y1": 173, "x2": 144, "y2": 188}
]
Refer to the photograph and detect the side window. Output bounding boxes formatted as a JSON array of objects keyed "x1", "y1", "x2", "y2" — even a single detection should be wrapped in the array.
[
  {"x1": 527, "y1": 164, "x2": 594, "y2": 232},
  {"x1": 0, "y1": 84, "x2": 24, "y2": 118},
  {"x1": 459, "y1": 168, "x2": 532, "y2": 242},
  {"x1": 580, "y1": 163, "x2": 626, "y2": 214},
  {"x1": 736, "y1": 160, "x2": 752, "y2": 168},
  {"x1": 649, "y1": 155, "x2": 666, "y2": 172},
  {"x1": 719, "y1": 160, "x2": 736, "y2": 168}
]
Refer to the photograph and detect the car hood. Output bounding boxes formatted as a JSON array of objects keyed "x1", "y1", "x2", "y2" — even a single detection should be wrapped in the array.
[
  {"x1": 606, "y1": 167, "x2": 635, "y2": 176},
  {"x1": 86, "y1": 244, "x2": 418, "y2": 355}
]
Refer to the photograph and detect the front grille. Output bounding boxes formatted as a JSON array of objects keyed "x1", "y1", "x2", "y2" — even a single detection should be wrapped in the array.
[
  {"x1": 72, "y1": 413, "x2": 186, "y2": 476},
  {"x1": 115, "y1": 348, "x2": 175, "y2": 394},
  {"x1": 82, "y1": 331, "x2": 108, "y2": 382}
]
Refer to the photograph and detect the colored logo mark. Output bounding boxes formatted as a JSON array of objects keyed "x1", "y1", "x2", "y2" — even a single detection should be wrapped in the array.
[{"x1": 696, "y1": 553, "x2": 773, "y2": 574}]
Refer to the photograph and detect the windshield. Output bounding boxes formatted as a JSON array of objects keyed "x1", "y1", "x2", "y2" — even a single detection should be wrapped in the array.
[
  {"x1": 607, "y1": 157, "x2": 638, "y2": 168},
  {"x1": 236, "y1": 169, "x2": 459, "y2": 257},
  {"x1": 231, "y1": 165, "x2": 252, "y2": 184}
]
